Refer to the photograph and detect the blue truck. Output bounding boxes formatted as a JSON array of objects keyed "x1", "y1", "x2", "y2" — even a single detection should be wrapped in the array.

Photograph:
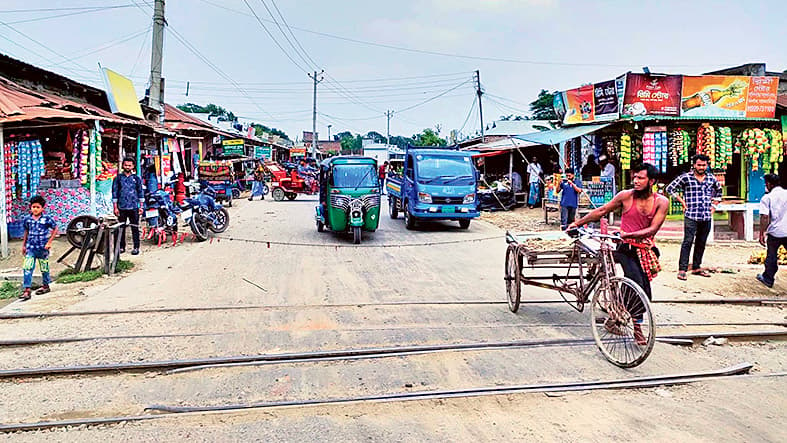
[{"x1": 386, "y1": 146, "x2": 480, "y2": 230}]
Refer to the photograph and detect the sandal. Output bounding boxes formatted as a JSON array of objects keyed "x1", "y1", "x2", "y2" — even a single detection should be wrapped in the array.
[
  {"x1": 677, "y1": 271, "x2": 687, "y2": 281},
  {"x1": 35, "y1": 285, "x2": 50, "y2": 295},
  {"x1": 692, "y1": 270, "x2": 711, "y2": 278},
  {"x1": 19, "y1": 289, "x2": 31, "y2": 301}
]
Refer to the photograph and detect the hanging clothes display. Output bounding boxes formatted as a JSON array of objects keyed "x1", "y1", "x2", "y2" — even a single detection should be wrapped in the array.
[
  {"x1": 655, "y1": 131, "x2": 668, "y2": 174},
  {"x1": 16, "y1": 139, "x2": 45, "y2": 200},
  {"x1": 79, "y1": 130, "x2": 89, "y2": 184},
  {"x1": 3, "y1": 142, "x2": 17, "y2": 221},
  {"x1": 642, "y1": 132, "x2": 656, "y2": 166}
]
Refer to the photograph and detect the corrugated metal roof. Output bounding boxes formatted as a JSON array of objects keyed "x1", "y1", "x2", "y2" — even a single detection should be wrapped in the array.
[
  {"x1": 631, "y1": 115, "x2": 779, "y2": 122},
  {"x1": 777, "y1": 93, "x2": 787, "y2": 109},
  {"x1": 484, "y1": 119, "x2": 557, "y2": 136}
]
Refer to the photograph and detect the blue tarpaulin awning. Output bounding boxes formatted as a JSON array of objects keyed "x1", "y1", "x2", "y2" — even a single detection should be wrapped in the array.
[{"x1": 514, "y1": 123, "x2": 611, "y2": 145}]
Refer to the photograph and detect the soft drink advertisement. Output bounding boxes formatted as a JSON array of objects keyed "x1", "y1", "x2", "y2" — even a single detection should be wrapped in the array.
[
  {"x1": 563, "y1": 85, "x2": 595, "y2": 124},
  {"x1": 621, "y1": 74, "x2": 682, "y2": 117},
  {"x1": 681, "y1": 76, "x2": 778, "y2": 118}
]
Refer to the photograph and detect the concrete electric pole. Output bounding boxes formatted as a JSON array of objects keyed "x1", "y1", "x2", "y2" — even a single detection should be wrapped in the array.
[
  {"x1": 475, "y1": 70, "x2": 484, "y2": 143},
  {"x1": 308, "y1": 70, "x2": 324, "y2": 158},
  {"x1": 385, "y1": 110, "x2": 394, "y2": 147},
  {"x1": 149, "y1": 0, "x2": 166, "y2": 123}
]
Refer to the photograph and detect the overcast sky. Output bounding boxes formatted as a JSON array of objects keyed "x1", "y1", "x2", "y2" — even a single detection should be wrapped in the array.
[{"x1": 1, "y1": 0, "x2": 785, "y2": 141}]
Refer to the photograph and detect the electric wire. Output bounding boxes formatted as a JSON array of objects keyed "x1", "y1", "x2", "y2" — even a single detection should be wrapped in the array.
[
  {"x1": 395, "y1": 79, "x2": 474, "y2": 114},
  {"x1": 43, "y1": 27, "x2": 152, "y2": 69}
]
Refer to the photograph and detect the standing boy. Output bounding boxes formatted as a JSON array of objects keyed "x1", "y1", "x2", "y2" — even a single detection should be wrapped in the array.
[
  {"x1": 665, "y1": 154, "x2": 722, "y2": 280},
  {"x1": 560, "y1": 171, "x2": 582, "y2": 230},
  {"x1": 20, "y1": 195, "x2": 58, "y2": 301},
  {"x1": 527, "y1": 157, "x2": 542, "y2": 208},
  {"x1": 112, "y1": 157, "x2": 144, "y2": 255},
  {"x1": 757, "y1": 174, "x2": 787, "y2": 288}
]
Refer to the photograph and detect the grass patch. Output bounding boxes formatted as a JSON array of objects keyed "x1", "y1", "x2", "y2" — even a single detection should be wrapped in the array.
[
  {"x1": 57, "y1": 269, "x2": 103, "y2": 284},
  {"x1": 115, "y1": 260, "x2": 135, "y2": 273},
  {"x1": 0, "y1": 281, "x2": 20, "y2": 300}
]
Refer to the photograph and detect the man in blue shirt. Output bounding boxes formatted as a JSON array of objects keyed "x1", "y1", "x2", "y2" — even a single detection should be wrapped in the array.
[
  {"x1": 666, "y1": 154, "x2": 722, "y2": 280},
  {"x1": 112, "y1": 157, "x2": 145, "y2": 255},
  {"x1": 560, "y1": 171, "x2": 582, "y2": 230}
]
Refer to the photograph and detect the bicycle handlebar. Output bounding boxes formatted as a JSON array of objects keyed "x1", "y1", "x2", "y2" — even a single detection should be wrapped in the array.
[{"x1": 566, "y1": 226, "x2": 622, "y2": 242}]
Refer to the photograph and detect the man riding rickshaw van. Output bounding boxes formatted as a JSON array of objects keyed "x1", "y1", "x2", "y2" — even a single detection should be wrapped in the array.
[{"x1": 315, "y1": 156, "x2": 381, "y2": 244}]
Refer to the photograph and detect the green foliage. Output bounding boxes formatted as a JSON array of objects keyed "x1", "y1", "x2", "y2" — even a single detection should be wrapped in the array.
[
  {"x1": 413, "y1": 128, "x2": 447, "y2": 147},
  {"x1": 177, "y1": 103, "x2": 236, "y2": 122},
  {"x1": 499, "y1": 114, "x2": 530, "y2": 121},
  {"x1": 115, "y1": 260, "x2": 135, "y2": 273},
  {"x1": 57, "y1": 269, "x2": 103, "y2": 284},
  {"x1": 251, "y1": 123, "x2": 290, "y2": 141},
  {"x1": 340, "y1": 134, "x2": 363, "y2": 155},
  {"x1": 0, "y1": 281, "x2": 20, "y2": 300},
  {"x1": 366, "y1": 131, "x2": 385, "y2": 143},
  {"x1": 529, "y1": 90, "x2": 558, "y2": 120}
]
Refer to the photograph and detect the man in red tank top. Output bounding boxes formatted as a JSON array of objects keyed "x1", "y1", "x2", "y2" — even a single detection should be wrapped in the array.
[{"x1": 569, "y1": 164, "x2": 668, "y2": 343}]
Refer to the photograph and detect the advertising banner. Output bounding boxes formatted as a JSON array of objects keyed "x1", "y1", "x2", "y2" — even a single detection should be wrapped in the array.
[
  {"x1": 222, "y1": 138, "x2": 245, "y2": 156},
  {"x1": 290, "y1": 147, "x2": 306, "y2": 157},
  {"x1": 254, "y1": 146, "x2": 272, "y2": 159},
  {"x1": 593, "y1": 80, "x2": 619, "y2": 121},
  {"x1": 552, "y1": 91, "x2": 567, "y2": 122},
  {"x1": 563, "y1": 85, "x2": 595, "y2": 124},
  {"x1": 745, "y1": 76, "x2": 779, "y2": 118},
  {"x1": 621, "y1": 74, "x2": 682, "y2": 117}
]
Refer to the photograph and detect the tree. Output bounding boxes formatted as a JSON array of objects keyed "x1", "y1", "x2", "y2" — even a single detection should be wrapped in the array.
[
  {"x1": 413, "y1": 128, "x2": 447, "y2": 147},
  {"x1": 251, "y1": 123, "x2": 290, "y2": 141},
  {"x1": 529, "y1": 90, "x2": 558, "y2": 120},
  {"x1": 366, "y1": 131, "x2": 385, "y2": 143},
  {"x1": 340, "y1": 134, "x2": 362, "y2": 155}
]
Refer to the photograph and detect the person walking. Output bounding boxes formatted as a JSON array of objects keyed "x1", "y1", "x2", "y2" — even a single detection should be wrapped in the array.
[
  {"x1": 665, "y1": 154, "x2": 722, "y2": 280},
  {"x1": 379, "y1": 161, "x2": 388, "y2": 195},
  {"x1": 526, "y1": 157, "x2": 542, "y2": 209},
  {"x1": 559, "y1": 171, "x2": 582, "y2": 230},
  {"x1": 248, "y1": 161, "x2": 267, "y2": 201},
  {"x1": 112, "y1": 157, "x2": 144, "y2": 255},
  {"x1": 569, "y1": 163, "x2": 668, "y2": 345},
  {"x1": 756, "y1": 174, "x2": 787, "y2": 288},
  {"x1": 581, "y1": 154, "x2": 600, "y2": 180},
  {"x1": 19, "y1": 195, "x2": 58, "y2": 301}
]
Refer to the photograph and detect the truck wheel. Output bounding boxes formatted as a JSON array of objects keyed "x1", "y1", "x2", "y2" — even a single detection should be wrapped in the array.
[
  {"x1": 459, "y1": 219, "x2": 471, "y2": 229},
  {"x1": 272, "y1": 187, "x2": 285, "y2": 201},
  {"x1": 286, "y1": 193, "x2": 297, "y2": 201},
  {"x1": 353, "y1": 226, "x2": 362, "y2": 244},
  {"x1": 389, "y1": 197, "x2": 398, "y2": 219},
  {"x1": 404, "y1": 201, "x2": 416, "y2": 230}
]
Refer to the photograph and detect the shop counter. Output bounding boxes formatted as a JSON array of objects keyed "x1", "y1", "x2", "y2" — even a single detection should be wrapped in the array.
[{"x1": 712, "y1": 202, "x2": 758, "y2": 242}]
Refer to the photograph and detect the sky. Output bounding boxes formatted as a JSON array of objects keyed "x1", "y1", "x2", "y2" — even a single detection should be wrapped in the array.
[{"x1": 0, "y1": 0, "x2": 785, "y2": 142}]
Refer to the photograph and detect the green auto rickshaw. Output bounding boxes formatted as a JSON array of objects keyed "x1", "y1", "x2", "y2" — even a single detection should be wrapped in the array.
[{"x1": 315, "y1": 156, "x2": 381, "y2": 244}]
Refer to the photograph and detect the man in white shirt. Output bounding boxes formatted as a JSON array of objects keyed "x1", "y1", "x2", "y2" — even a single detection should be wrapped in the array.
[
  {"x1": 526, "y1": 157, "x2": 543, "y2": 208},
  {"x1": 757, "y1": 174, "x2": 787, "y2": 288},
  {"x1": 599, "y1": 154, "x2": 617, "y2": 194}
]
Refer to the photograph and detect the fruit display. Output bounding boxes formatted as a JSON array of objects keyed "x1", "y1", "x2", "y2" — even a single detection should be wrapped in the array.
[
  {"x1": 748, "y1": 247, "x2": 787, "y2": 266},
  {"x1": 95, "y1": 161, "x2": 118, "y2": 181},
  {"x1": 735, "y1": 128, "x2": 782, "y2": 172},
  {"x1": 620, "y1": 133, "x2": 631, "y2": 170}
]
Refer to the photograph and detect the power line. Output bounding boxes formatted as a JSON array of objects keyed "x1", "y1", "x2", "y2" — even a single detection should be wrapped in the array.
[
  {"x1": 395, "y1": 79, "x2": 474, "y2": 114},
  {"x1": 0, "y1": 4, "x2": 145, "y2": 13},
  {"x1": 257, "y1": 0, "x2": 317, "y2": 71},
  {"x1": 458, "y1": 96, "x2": 478, "y2": 134},
  {"x1": 43, "y1": 27, "x2": 151, "y2": 69},
  {"x1": 129, "y1": 26, "x2": 152, "y2": 78},
  {"x1": 4, "y1": 5, "x2": 142, "y2": 25},
  {"x1": 241, "y1": 0, "x2": 309, "y2": 74}
]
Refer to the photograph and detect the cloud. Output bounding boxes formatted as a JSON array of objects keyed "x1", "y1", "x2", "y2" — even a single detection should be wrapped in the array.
[{"x1": 429, "y1": 0, "x2": 557, "y2": 13}]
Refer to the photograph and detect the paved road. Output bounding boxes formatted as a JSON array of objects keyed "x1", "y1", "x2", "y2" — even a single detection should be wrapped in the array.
[{"x1": 1, "y1": 196, "x2": 785, "y2": 441}]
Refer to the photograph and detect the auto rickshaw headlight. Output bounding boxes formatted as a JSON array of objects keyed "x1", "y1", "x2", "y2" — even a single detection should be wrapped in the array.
[
  {"x1": 418, "y1": 192, "x2": 432, "y2": 203},
  {"x1": 463, "y1": 193, "x2": 475, "y2": 204}
]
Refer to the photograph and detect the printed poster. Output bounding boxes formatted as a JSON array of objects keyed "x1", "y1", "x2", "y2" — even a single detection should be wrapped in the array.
[
  {"x1": 681, "y1": 75, "x2": 750, "y2": 117},
  {"x1": 621, "y1": 74, "x2": 682, "y2": 117},
  {"x1": 746, "y1": 76, "x2": 779, "y2": 118},
  {"x1": 593, "y1": 79, "x2": 619, "y2": 121},
  {"x1": 563, "y1": 85, "x2": 595, "y2": 124}
]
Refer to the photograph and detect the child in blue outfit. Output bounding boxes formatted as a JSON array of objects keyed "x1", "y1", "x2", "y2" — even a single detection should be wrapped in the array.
[{"x1": 20, "y1": 195, "x2": 59, "y2": 301}]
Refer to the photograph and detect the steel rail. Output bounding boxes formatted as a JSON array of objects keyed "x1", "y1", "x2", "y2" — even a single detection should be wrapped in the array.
[
  {"x1": 2, "y1": 298, "x2": 784, "y2": 320},
  {"x1": 1, "y1": 330, "x2": 785, "y2": 380},
  {"x1": 2, "y1": 322, "x2": 784, "y2": 348},
  {"x1": 0, "y1": 363, "x2": 761, "y2": 433}
]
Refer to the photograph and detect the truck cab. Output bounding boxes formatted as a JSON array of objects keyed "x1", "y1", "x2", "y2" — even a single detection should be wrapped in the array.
[{"x1": 386, "y1": 147, "x2": 479, "y2": 230}]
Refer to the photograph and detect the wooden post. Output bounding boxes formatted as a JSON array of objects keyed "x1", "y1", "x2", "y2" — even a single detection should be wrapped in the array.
[
  {"x1": 136, "y1": 132, "x2": 141, "y2": 175},
  {"x1": 118, "y1": 126, "x2": 124, "y2": 169},
  {"x1": 0, "y1": 124, "x2": 7, "y2": 258}
]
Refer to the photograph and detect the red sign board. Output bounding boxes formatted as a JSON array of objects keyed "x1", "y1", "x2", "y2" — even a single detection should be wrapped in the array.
[{"x1": 621, "y1": 74, "x2": 682, "y2": 117}]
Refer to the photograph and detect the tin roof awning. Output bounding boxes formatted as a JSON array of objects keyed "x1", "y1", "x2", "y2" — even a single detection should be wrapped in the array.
[{"x1": 514, "y1": 123, "x2": 611, "y2": 145}]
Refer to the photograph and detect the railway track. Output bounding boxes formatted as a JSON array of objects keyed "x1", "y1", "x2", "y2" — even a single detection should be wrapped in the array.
[
  {"x1": 1, "y1": 328, "x2": 785, "y2": 380},
  {"x1": 1, "y1": 297, "x2": 784, "y2": 320},
  {"x1": 0, "y1": 362, "x2": 773, "y2": 433}
]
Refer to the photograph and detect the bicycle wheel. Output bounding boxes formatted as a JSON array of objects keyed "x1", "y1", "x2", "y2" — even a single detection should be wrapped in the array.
[
  {"x1": 590, "y1": 276, "x2": 655, "y2": 368},
  {"x1": 505, "y1": 245, "x2": 522, "y2": 313}
]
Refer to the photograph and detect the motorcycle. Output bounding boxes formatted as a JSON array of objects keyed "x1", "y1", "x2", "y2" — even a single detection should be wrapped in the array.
[{"x1": 144, "y1": 185, "x2": 229, "y2": 242}]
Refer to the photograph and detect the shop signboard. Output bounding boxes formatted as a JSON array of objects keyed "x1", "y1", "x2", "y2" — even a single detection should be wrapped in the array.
[
  {"x1": 593, "y1": 79, "x2": 619, "y2": 121},
  {"x1": 745, "y1": 76, "x2": 779, "y2": 118},
  {"x1": 621, "y1": 74, "x2": 682, "y2": 117},
  {"x1": 563, "y1": 85, "x2": 595, "y2": 124},
  {"x1": 254, "y1": 146, "x2": 272, "y2": 159},
  {"x1": 681, "y1": 75, "x2": 779, "y2": 118},
  {"x1": 102, "y1": 68, "x2": 144, "y2": 119},
  {"x1": 552, "y1": 91, "x2": 567, "y2": 122},
  {"x1": 290, "y1": 147, "x2": 306, "y2": 157},
  {"x1": 221, "y1": 138, "x2": 245, "y2": 155}
]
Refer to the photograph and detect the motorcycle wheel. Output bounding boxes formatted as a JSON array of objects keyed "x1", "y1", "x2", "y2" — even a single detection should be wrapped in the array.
[
  {"x1": 272, "y1": 187, "x2": 285, "y2": 201},
  {"x1": 208, "y1": 208, "x2": 230, "y2": 233},
  {"x1": 66, "y1": 215, "x2": 99, "y2": 248},
  {"x1": 286, "y1": 193, "x2": 297, "y2": 201},
  {"x1": 232, "y1": 188, "x2": 241, "y2": 199},
  {"x1": 352, "y1": 226, "x2": 362, "y2": 244},
  {"x1": 262, "y1": 184, "x2": 270, "y2": 196},
  {"x1": 189, "y1": 215, "x2": 209, "y2": 242}
]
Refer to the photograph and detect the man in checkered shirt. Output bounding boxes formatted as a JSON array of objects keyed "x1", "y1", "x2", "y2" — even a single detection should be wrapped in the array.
[{"x1": 666, "y1": 154, "x2": 722, "y2": 280}]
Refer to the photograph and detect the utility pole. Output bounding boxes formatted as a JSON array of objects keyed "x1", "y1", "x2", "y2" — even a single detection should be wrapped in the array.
[
  {"x1": 385, "y1": 110, "x2": 394, "y2": 147},
  {"x1": 327, "y1": 124, "x2": 332, "y2": 141},
  {"x1": 475, "y1": 70, "x2": 484, "y2": 143},
  {"x1": 148, "y1": 0, "x2": 166, "y2": 123},
  {"x1": 308, "y1": 70, "x2": 324, "y2": 158}
]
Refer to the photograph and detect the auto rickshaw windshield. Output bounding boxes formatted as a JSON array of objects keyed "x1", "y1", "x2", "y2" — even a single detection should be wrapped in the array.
[{"x1": 331, "y1": 164, "x2": 379, "y2": 188}]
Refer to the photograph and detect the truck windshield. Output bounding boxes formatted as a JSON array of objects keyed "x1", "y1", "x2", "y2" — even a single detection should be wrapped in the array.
[
  {"x1": 332, "y1": 164, "x2": 379, "y2": 188},
  {"x1": 416, "y1": 155, "x2": 475, "y2": 185}
]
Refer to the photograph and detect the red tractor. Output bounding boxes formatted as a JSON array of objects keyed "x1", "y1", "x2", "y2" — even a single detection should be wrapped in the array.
[{"x1": 266, "y1": 162, "x2": 318, "y2": 201}]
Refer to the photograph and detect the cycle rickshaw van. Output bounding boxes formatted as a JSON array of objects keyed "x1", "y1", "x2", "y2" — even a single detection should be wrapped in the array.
[{"x1": 315, "y1": 156, "x2": 381, "y2": 244}]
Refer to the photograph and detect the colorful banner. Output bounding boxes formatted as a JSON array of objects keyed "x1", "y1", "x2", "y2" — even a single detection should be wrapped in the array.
[
  {"x1": 563, "y1": 85, "x2": 595, "y2": 124},
  {"x1": 221, "y1": 138, "x2": 245, "y2": 156},
  {"x1": 746, "y1": 76, "x2": 779, "y2": 118},
  {"x1": 621, "y1": 74, "x2": 682, "y2": 117},
  {"x1": 593, "y1": 80, "x2": 619, "y2": 121},
  {"x1": 552, "y1": 92, "x2": 567, "y2": 122},
  {"x1": 290, "y1": 147, "x2": 306, "y2": 156},
  {"x1": 254, "y1": 146, "x2": 272, "y2": 159}
]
